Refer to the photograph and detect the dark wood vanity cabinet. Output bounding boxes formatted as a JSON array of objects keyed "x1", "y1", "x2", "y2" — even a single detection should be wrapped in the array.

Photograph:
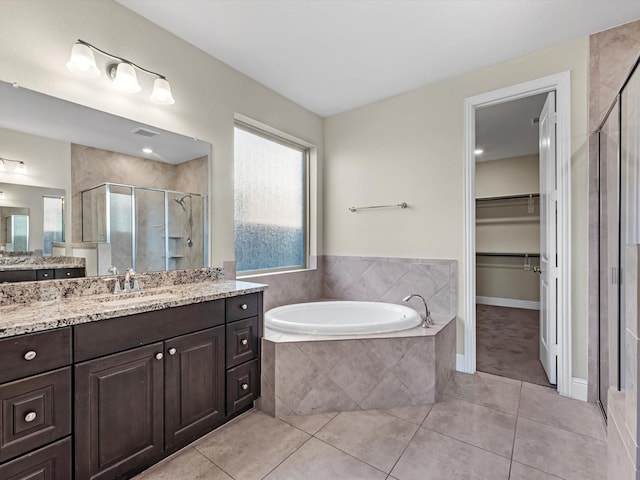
[
  {"x1": 0, "y1": 266, "x2": 85, "y2": 283},
  {"x1": 0, "y1": 328, "x2": 73, "y2": 480},
  {"x1": 75, "y1": 343, "x2": 165, "y2": 480},
  {"x1": 0, "y1": 290, "x2": 263, "y2": 480}
]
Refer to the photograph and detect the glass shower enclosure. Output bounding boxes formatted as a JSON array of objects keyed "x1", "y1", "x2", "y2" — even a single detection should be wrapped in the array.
[{"x1": 82, "y1": 183, "x2": 207, "y2": 274}]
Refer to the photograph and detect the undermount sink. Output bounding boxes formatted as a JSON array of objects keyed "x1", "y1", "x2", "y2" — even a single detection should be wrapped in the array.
[{"x1": 100, "y1": 290, "x2": 178, "y2": 307}]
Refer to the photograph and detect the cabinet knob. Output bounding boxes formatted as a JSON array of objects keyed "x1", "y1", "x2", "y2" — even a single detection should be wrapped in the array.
[
  {"x1": 24, "y1": 411, "x2": 37, "y2": 422},
  {"x1": 241, "y1": 383, "x2": 249, "y2": 391},
  {"x1": 240, "y1": 303, "x2": 248, "y2": 310},
  {"x1": 24, "y1": 351, "x2": 37, "y2": 361},
  {"x1": 168, "y1": 348, "x2": 177, "y2": 355},
  {"x1": 241, "y1": 339, "x2": 248, "y2": 346},
  {"x1": 155, "y1": 353, "x2": 164, "y2": 360},
  {"x1": 42, "y1": 273, "x2": 49, "y2": 278},
  {"x1": 66, "y1": 272, "x2": 71, "y2": 276}
]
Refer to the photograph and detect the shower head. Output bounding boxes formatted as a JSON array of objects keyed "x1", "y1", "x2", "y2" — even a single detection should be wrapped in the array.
[{"x1": 173, "y1": 194, "x2": 192, "y2": 211}]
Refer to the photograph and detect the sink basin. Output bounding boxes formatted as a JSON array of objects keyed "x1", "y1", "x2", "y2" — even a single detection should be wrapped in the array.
[{"x1": 100, "y1": 292, "x2": 178, "y2": 307}]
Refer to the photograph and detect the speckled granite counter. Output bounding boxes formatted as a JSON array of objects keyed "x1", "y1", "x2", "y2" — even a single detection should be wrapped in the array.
[
  {"x1": 0, "y1": 279, "x2": 266, "y2": 338},
  {"x1": 0, "y1": 263, "x2": 84, "y2": 271},
  {"x1": 0, "y1": 255, "x2": 85, "y2": 269}
]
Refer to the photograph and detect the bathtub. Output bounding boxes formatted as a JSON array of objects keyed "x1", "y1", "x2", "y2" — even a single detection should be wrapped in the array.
[{"x1": 265, "y1": 300, "x2": 422, "y2": 335}]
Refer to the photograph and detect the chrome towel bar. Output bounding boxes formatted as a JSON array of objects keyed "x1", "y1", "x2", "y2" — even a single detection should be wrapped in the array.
[{"x1": 349, "y1": 202, "x2": 408, "y2": 213}]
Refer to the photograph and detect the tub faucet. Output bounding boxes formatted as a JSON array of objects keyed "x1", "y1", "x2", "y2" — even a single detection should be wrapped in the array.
[{"x1": 403, "y1": 294, "x2": 434, "y2": 328}]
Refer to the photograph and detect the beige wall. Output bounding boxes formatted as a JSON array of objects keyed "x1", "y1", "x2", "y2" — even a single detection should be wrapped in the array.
[
  {"x1": 475, "y1": 154, "x2": 539, "y2": 198},
  {"x1": 324, "y1": 38, "x2": 589, "y2": 379},
  {"x1": 0, "y1": 127, "x2": 72, "y2": 243},
  {"x1": 0, "y1": 0, "x2": 323, "y2": 266}
]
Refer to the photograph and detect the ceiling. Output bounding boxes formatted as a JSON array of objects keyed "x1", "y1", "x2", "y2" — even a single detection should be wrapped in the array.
[
  {"x1": 117, "y1": 0, "x2": 640, "y2": 117},
  {"x1": 0, "y1": 81, "x2": 210, "y2": 164}
]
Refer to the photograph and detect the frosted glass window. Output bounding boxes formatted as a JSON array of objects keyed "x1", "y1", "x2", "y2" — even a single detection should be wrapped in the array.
[
  {"x1": 43, "y1": 196, "x2": 64, "y2": 255},
  {"x1": 234, "y1": 125, "x2": 307, "y2": 273}
]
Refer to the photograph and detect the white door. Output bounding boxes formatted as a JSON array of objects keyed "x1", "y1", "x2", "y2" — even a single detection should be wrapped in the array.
[{"x1": 539, "y1": 91, "x2": 558, "y2": 385}]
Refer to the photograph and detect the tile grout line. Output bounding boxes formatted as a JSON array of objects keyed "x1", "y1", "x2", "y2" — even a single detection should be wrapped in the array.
[
  {"x1": 258, "y1": 433, "x2": 315, "y2": 480},
  {"x1": 420, "y1": 423, "x2": 514, "y2": 461},
  {"x1": 309, "y1": 434, "x2": 391, "y2": 476},
  {"x1": 508, "y1": 381, "x2": 524, "y2": 478}
]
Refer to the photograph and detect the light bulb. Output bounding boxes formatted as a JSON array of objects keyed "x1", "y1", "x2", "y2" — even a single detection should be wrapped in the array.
[
  {"x1": 15, "y1": 162, "x2": 28, "y2": 174},
  {"x1": 110, "y1": 63, "x2": 141, "y2": 93},
  {"x1": 66, "y1": 43, "x2": 100, "y2": 78},
  {"x1": 150, "y1": 77, "x2": 175, "y2": 105}
]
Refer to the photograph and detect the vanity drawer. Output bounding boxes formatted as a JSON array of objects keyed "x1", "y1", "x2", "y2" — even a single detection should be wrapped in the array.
[
  {"x1": 0, "y1": 437, "x2": 72, "y2": 480},
  {"x1": 226, "y1": 359, "x2": 259, "y2": 415},
  {"x1": 0, "y1": 367, "x2": 72, "y2": 462},
  {"x1": 0, "y1": 328, "x2": 72, "y2": 384},
  {"x1": 54, "y1": 267, "x2": 85, "y2": 279},
  {"x1": 36, "y1": 269, "x2": 54, "y2": 280},
  {"x1": 75, "y1": 300, "x2": 225, "y2": 361},
  {"x1": 0, "y1": 270, "x2": 37, "y2": 283},
  {"x1": 226, "y1": 294, "x2": 258, "y2": 322},
  {"x1": 226, "y1": 317, "x2": 258, "y2": 368}
]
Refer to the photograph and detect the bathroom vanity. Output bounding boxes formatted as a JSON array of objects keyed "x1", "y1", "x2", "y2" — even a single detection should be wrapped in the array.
[{"x1": 0, "y1": 274, "x2": 264, "y2": 480}]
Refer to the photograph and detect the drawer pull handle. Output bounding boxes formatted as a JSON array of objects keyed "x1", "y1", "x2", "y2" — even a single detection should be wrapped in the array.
[
  {"x1": 241, "y1": 339, "x2": 248, "y2": 346},
  {"x1": 24, "y1": 411, "x2": 37, "y2": 423},
  {"x1": 24, "y1": 351, "x2": 37, "y2": 361},
  {"x1": 240, "y1": 303, "x2": 248, "y2": 310},
  {"x1": 241, "y1": 383, "x2": 249, "y2": 391},
  {"x1": 155, "y1": 353, "x2": 164, "y2": 360},
  {"x1": 168, "y1": 348, "x2": 177, "y2": 355}
]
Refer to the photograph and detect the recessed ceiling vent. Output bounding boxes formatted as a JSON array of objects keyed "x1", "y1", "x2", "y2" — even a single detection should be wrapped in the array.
[{"x1": 131, "y1": 127, "x2": 160, "y2": 138}]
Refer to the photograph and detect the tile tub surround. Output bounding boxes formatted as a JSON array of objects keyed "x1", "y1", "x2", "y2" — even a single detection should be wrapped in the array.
[
  {"x1": 0, "y1": 271, "x2": 267, "y2": 338},
  {"x1": 323, "y1": 256, "x2": 457, "y2": 317},
  {"x1": 0, "y1": 255, "x2": 85, "y2": 269},
  {"x1": 259, "y1": 315, "x2": 455, "y2": 416}
]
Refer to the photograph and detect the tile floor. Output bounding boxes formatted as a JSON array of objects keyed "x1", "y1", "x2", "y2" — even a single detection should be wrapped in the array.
[{"x1": 134, "y1": 372, "x2": 606, "y2": 480}]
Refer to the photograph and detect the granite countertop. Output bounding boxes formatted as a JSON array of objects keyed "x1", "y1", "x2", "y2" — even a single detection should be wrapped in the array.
[
  {"x1": 0, "y1": 264, "x2": 84, "y2": 271},
  {"x1": 0, "y1": 279, "x2": 266, "y2": 338}
]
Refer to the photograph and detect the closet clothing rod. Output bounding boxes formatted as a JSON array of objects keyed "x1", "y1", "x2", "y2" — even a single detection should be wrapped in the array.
[
  {"x1": 349, "y1": 202, "x2": 408, "y2": 213},
  {"x1": 476, "y1": 252, "x2": 540, "y2": 257},
  {"x1": 476, "y1": 193, "x2": 540, "y2": 202}
]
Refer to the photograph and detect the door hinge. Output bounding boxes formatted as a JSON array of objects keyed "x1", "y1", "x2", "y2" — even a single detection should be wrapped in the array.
[
  {"x1": 550, "y1": 267, "x2": 559, "y2": 278},
  {"x1": 551, "y1": 112, "x2": 558, "y2": 124},
  {"x1": 550, "y1": 189, "x2": 559, "y2": 202},
  {"x1": 550, "y1": 344, "x2": 559, "y2": 357}
]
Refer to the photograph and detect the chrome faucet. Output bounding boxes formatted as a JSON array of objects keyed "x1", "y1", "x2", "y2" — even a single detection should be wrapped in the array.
[
  {"x1": 123, "y1": 268, "x2": 141, "y2": 293},
  {"x1": 403, "y1": 294, "x2": 434, "y2": 328}
]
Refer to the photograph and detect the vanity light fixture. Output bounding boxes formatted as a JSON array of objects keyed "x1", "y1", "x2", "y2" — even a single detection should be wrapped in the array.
[
  {"x1": 0, "y1": 157, "x2": 28, "y2": 175},
  {"x1": 0, "y1": 191, "x2": 4, "y2": 200},
  {"x1": 474, "y1": 148, "x2": 484, "y2": 155},
  {"x1": 142, "y1": 147, "x2": 153, "y2": 154},
  {"x1": 66, "y1": 39, "x2": 175, "y2": 105}
]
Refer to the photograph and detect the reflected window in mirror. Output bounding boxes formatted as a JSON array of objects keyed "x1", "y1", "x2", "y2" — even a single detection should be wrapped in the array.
[{"x1": 43, "y1": 196, "x2": 64, "y2": 255}]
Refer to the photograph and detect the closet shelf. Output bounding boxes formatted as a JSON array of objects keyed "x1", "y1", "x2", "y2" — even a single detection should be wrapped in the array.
[
  {"x1": 476, "y1": 193, "x2": 540, "y2": 202},
  {"x1": 476, "y1": 216, "x2": 539, "y2": 224},
  {"x1": 476, "y1": 252, "x2": 540, "y2": 257}
]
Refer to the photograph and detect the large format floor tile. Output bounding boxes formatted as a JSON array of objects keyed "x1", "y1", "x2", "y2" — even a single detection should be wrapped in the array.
[
  {"x1": 444, "y1": 371, "x2": 522, "y2": 414},
  {"x1": 391, "y1": 427, "x2": 511, "y2": 480},
  {"x1": 133, "y1": 448, "x2": 232, "y2": 480},
  {"x1": 509, "y1": 461, "x2": 564, "y2": 480},
  {"x1": 263, "y1": 438, "x2": 387, "y2": 479},
  {"x1": 379, "y1": 404, "x2": 433, "y2": 425},
  {"x1": 279, "y1": 411, "x2": 338, "y2": 435},
  {"x1": 512, "y1": 417, "x2": 607, "y2": 480},
  {"x1": 316, "y1": 410, "x2": 419, "y2": 473},
  {"x1": 194, "y1": 411, "x2": 309, "y2": 480},
  {"x1": 423, "y1": 395, "x2": 517, "y2": 458},
  {"x1": 518, "y1": 382, "x2": 606, "y2": 440}
]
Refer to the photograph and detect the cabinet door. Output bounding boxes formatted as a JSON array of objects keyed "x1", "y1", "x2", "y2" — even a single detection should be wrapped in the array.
[
  {"x1": 165, "y1": 326, "x2": 225, "y2": 448},
  {"x1": 0, "y1": 437, "x2": 71, "y2": 480},
  {"x1": 75, "y1": 343, "x2": 164, "y2": 480}
]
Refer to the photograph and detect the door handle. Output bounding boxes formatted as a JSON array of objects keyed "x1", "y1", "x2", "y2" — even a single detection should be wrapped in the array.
[{"x1": 533, "y1": 266, "x2": 542, "y2": 274}]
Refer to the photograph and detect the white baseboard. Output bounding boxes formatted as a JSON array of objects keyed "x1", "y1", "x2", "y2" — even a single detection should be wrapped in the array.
[
  {"x1": 476, "y1": 296, "x2": 540, "y2": 310},
  {"x1": 456, "y1": 354, "x2": 466, "y2": 372},
  {"x1": 571, "y1": 377, "x2": 588, "y2": 402}
]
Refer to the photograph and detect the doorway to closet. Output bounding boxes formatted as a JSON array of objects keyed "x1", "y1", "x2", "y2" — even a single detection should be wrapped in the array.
[{"x1": 474, "y1": 92, "x2": 554, "y2": 387}]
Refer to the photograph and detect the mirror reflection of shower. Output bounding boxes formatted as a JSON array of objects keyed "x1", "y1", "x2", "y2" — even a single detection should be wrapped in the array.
[
  {"x1": 174, "y1": 194, "x2": 194, "y2": 247},
  {"x1": 81, "y1": 183, "x2": 207, "y2": 273}
]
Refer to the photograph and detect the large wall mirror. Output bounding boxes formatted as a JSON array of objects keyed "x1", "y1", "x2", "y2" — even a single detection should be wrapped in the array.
[{"x1": 0, "y1": 80, "x2": 211, "y2": 278}]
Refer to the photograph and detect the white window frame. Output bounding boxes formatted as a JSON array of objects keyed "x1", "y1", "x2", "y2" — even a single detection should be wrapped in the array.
[{"x1": 233, "y1": 114, "x2": 315, "y2": 277}]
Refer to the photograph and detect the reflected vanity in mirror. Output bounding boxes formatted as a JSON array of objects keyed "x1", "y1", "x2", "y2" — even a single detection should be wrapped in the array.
[{"x1": 0, "y1": 80, "x2": 211, "y2": 279}]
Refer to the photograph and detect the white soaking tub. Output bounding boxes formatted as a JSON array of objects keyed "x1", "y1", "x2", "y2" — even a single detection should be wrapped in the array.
[{"x1": 264, "y1": 301, "x2": 422, "y2": 335}]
